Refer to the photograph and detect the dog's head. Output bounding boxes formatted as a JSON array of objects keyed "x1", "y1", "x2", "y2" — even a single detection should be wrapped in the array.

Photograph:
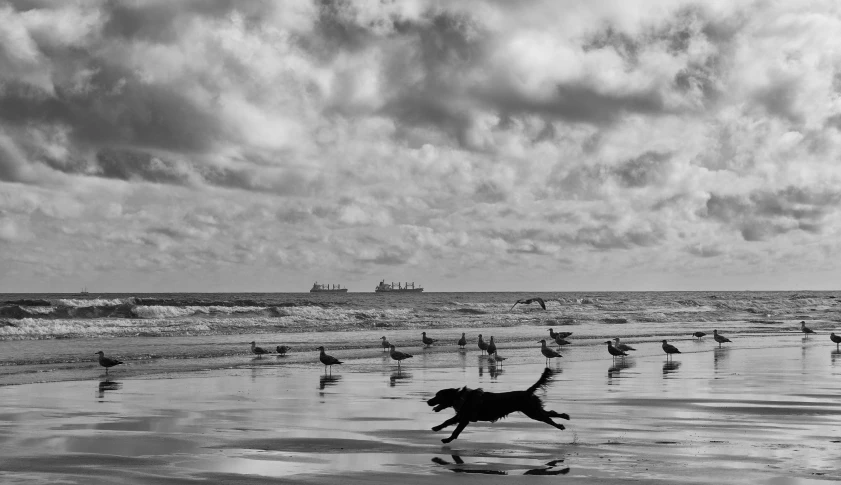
[{"x1": 427, "y1": 387, "x2": 462, "y2": 412}]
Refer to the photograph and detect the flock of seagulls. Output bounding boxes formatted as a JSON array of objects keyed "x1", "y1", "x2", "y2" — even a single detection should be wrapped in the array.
[{"x1": 92, "y1": 298, "x2": 839, "y2": 376}]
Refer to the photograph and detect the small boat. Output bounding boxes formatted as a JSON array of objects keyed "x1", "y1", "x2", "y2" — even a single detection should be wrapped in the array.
[
  {"x1": 374, "y1": 280, "x2": 423, "y2": 293},
  {"x1": 80, "y1": 287, "x2": 89, "y2": 295},
  {"x1": 309, "y1": 282, "x2": 348, "y2": 293}
]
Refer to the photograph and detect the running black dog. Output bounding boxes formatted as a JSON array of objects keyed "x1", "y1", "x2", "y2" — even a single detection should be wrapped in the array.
[{"x1": 427, "y1": 368, "x2": 569, "y2": 443}]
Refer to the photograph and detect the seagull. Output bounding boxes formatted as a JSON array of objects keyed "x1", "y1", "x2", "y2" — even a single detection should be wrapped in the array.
[
  {"x1": 489, "y1": 353, "x2": 506, "y2": 365},
  {"x1": 389, "y1": 345, "x2": 413, "y2": 369},
  {"x1": 95, "y1": 351, "x2": 123, "y2": 375},
  {"x1": 549, "y1": 329, "x2": 573, "y2": 340},
  {"x1": 487, "y1": 336, "x2": 497, "y2": 356},
  {"x1": 613, "y1": 338, "x2": 636, "y2": 352},
  {"x1": 276, "y1": 345, "x2": 290, "y2": 355},
  {"x1": 554, "y1": 336, "x2": 571, "y2": 347},
  {"x1": 604, "y1": 340, "x2": 627, "y2": 361},
  {"x1": 421, "y1": 332, "x2": 437, "y2": 347},
  {"x1": 316, "y1": 346, "x2": 342, "y2": 373},
  {"x1": 380, "y1": 336, "x2": 390, "y2": 352},
  {"x1": 457, "y1": 332, "x2": 467, "y2": 349},
  {"x1": 662, "y1": 340, "x2": 681, "y2": 360},
  {"x1": 692, "y1": 331, "x2": 707, "y2": 340},
  {"x1": 512, "y1": 297, "x2": 546, "y2": 310},
  {"x1": 250, "y1": 341, "x2": 270, "y2": 355},
  {"x1": 831, "y1": 333, "x2": 841, "y2": 350},
  {"x1": 800, "y1": 321, "x2": 815, "y2": 337},
  {"x1": 539, "y1": 339, "x2": 562, "y2": 365},
  {"x1": 478, "y1": 334, "x2": 489, "y2": 354},
  {"x1": 713, "y1": 330, "x2": 731, "y2": 348}
]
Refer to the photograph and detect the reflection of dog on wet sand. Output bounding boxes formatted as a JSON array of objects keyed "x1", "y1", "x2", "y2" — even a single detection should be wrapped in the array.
[{"x1": 427, "y1": 368, "x2": 569, "y2": 443}]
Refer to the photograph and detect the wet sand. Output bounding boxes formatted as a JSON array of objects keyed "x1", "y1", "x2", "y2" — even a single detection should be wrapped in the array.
[{"x1": 1, "y1": 334, "x2": 840, "y2": 483}]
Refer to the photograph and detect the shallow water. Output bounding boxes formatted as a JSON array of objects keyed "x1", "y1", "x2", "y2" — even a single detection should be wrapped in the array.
[{"x1": 0, "y1": 333, "x2": 839, "y2": 484}]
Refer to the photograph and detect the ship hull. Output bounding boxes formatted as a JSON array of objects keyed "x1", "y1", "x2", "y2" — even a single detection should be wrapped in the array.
[
  {"x1": 374, "y1": 288, "x2": 424, "y2": 293},
  {"x1": 310, "y1": 288, "x2": 349, "y2": 293}
]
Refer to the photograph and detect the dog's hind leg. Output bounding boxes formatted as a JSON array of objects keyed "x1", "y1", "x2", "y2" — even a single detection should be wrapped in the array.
[
  {"x1": 547, "y1": 410, "x2": 570, "y2": 420},
  {"x1": 432, "y1": 415, "x2": 460, "y2": 432},
  {"x1": 441, "y1": 420, "x2": 470, "y2": 443},
  {"x1": 523, "y1": 409, "x2": 567, "y2": 430}
]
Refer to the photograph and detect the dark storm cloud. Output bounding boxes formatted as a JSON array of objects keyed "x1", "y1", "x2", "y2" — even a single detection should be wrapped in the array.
[{"x1": 703, "y1": 188, "x2": 841, "y2": 241}]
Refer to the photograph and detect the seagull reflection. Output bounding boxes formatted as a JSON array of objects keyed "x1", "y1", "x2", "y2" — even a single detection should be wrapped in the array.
[
  {"x1": 713, "y1": 346, "x2": 729, "y2": 372},
  {"x1": 832, "y1": 349, "x2": 840, "y2": 365},
  {"x1": 389, "y1": 370, "x2": 412, "y2": 387},
  {"x1": 319, "y1": 374, "x2": 342, "y2": 390},
  {"x1": 489, "y1": 364, "x2": 504, "y2": 379},
  {"x1": 97, "y1": 379, "x2": 122, "y2": 399},
  {"x1": 432, "y1": 456, "x2": 569, "y2": 476},
  {"x1": 662, "y1": 360, "x2": 682, "y2": 376},
  {"x1": 607, "y1": 358, "x2": 634, "y2": 384}
]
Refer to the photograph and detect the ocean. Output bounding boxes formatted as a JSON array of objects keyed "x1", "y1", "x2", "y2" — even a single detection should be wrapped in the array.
[{"x1": 1, "y1": 291, "x2": 838, "y2": 385}]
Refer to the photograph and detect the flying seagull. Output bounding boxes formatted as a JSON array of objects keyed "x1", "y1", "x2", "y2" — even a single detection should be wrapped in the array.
[{"x1": 512, "y1": 297, "x2": 546, "y2": 310}]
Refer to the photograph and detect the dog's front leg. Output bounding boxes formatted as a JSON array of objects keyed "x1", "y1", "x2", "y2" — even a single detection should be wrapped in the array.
[
  {"x1": 432, "y1": 415, "x2": 460, "y2": 432},
  {"x1": 441, "y1": 420, "x2": 469, "y2": 443}
]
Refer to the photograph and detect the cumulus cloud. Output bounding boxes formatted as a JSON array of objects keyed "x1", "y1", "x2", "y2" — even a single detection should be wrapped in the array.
[{"x1": 2, "y1": 0, "x2": 841, "y2": 291}]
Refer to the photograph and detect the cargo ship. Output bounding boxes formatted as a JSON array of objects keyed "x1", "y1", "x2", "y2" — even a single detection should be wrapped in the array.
[
  {"x1": 374, "y1": 280, "x2": 424, "y2": 293},
  {"x1": 310, "y1": 282, "x2": 348, "y2": 293}
]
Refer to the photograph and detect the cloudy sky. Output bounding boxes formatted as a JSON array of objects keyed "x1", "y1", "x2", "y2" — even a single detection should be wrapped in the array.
[{"x1": 2, "y1": 0, "x2": 841, "y2": 293}]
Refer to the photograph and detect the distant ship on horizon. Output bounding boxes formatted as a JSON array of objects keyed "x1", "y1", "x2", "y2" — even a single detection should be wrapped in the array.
[
  {"x1": 374, "y1": 280, "x2": 423, "y2": 293},
  {"x1": 310, "y1": 282, "x2": 348, "y2": 293},
  {"x1": 79, "y1": 287, "x2": 89, "y2": 295}
]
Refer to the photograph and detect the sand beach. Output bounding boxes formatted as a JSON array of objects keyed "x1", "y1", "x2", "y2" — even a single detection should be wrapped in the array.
[{"x1": 1, "y1": 332, "x2": 840, "y2": 484}]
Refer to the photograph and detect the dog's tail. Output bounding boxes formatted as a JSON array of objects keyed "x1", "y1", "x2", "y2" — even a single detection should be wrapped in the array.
[{"x1": 526, "y1": 368, "x2": 554, "y2": 394}]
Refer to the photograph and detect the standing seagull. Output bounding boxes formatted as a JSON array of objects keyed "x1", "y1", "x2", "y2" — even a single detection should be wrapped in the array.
[
  {"x1": 422, "y1": 332, "x2": 437, "y2": 347},
  {"x1": 604, "y1": 340, "x2": 627, "y2": 361},
  {"x1": 380, "y1": 336, "x2": 390, "y2": 352},
  {"x1": 661, "y1": 340, "x2": 681, "y2": 360},
  {"x1": 512, "y1": 297, "x2": 546, "y2": 310},
  {"x1": 554, "y1": 336, "x2": 571, "y2": 348},
  {"x1": 830, "y1": 333, "x2": 841, "y2": 350},
  {"x1": 692, "y1": 331, "x2": 707, "y2": 340},
  {"x1": 457, "y1": 332, "x2": 467, "y2": 349},
  {"x1": 713, "y1": 330, "x2": 731, "y2": 348},
  {"x1": 487, "y1": 336, "x2": 497, "y2": 356},
  {"x1": 477, "y1": 334, "x2": 489, "y2": 354},
  {"x1": 800, "y1": 321, "x2": 815, "y2": 337},
  {"x1": 389, "y1": 345, "x2": 413, "y2": 369},
  {"x1": 276, "y1": 345, "x2": 290, "y2": 355},
  {"x1": 549, "y1": 329, "x2": 572, "y2": 340},
  {"x1": 316, "y1": 346, "x2": 342, "y2": 373},
  {"x1": 95, "y1": 351, "x2": 123, "y2": 375},
  {"x1": 613, "y1": 338, "x2": 636, "y2": 352},
  {"x1": 539, "y1": 339, "x2": 562, "y2": 365},
  {"x1": 250, "y1": 341, "x2": 270, "y2": 355}
]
